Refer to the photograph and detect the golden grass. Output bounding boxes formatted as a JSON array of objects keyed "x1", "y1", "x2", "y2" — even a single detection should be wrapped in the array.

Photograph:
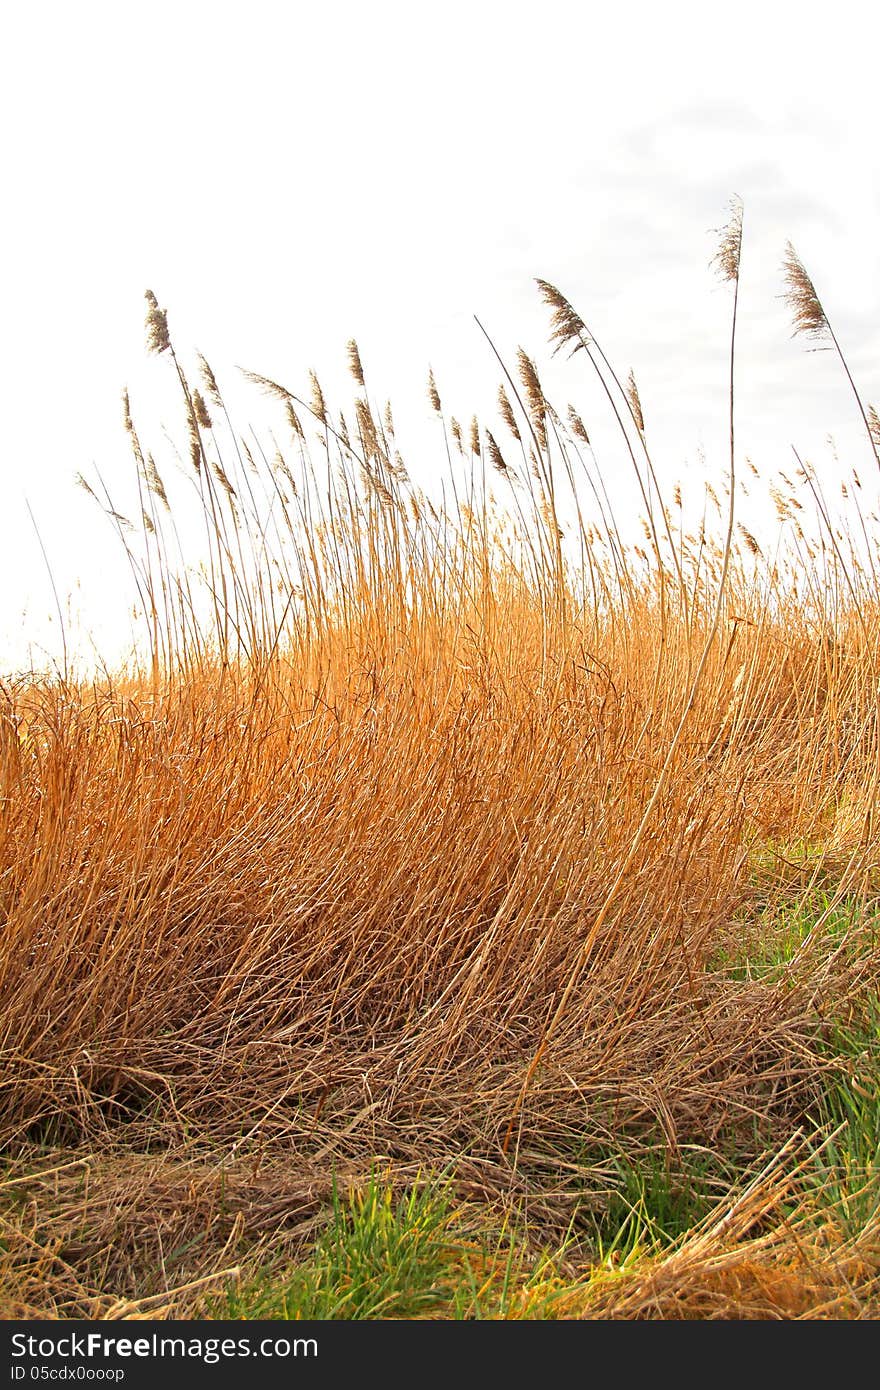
[{"x1": 2, "y1": 219, "x2": 880, "y2": 1316}]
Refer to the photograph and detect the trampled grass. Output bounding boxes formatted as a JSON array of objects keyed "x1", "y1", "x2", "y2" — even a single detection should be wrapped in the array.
[{"x1": 3, "y1": 204, "x2": 880, "y2": 1317}]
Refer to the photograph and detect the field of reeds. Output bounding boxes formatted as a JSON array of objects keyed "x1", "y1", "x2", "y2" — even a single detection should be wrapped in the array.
[{"x1": 3, "y1": 204, "x2": 880, "y2": 1318}]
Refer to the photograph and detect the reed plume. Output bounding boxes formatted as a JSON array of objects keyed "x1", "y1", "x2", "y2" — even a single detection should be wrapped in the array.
[
  {"x1": 567, "y1": 405, "x2": 589, "y2": 444},
  {"x1": 535, "y1": 278, "x2": 591, "y2": 356},
  {"x1": 144, "y1": 290, "x2": 170, "y2": 355},
  {"x1": 497, "y1": 384, "x2": 521, "y2": 440},
  {"x1": 516, "y1": 349, "x2": 547, "y2": 450},
  {"x1": 191, "y1": 389, "x2": 212, "y2": 431},
  {"x1": 485, "y1": 429, "x2": 509, "y2": 475},
  {"x1": 197, "y1": 353, "x2": 223, "y2": 408},
  {"x1": 347, "y1": 338, "x2": 365, "y2": 388},
  {"x1": 309, "y1": 370, "x2": 327, "y2": 426},
  {"x1": 782, "y1": 242, "x2": 880, "y2": 473},
  {"x1": 286, "y1": 400, "x2": 304, "y2": 438},
  {"x1": 469, "y1": 416, "x2": 481, "y2": 456},
  {"x1": 626, "y1": 370, "x2": 645, "y2": 435},
  {"x1": 712, "y1": 196, "x2": 744, "y2": 285},
  {"x1": 145, "y1": 454, "x2": 170, "y2": 510},
  {"x1": 781, "y1": 242, "x2": 829, "y2": 342}
]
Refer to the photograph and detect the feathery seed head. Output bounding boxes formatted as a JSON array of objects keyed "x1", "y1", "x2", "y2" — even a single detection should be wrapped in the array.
[
  {"x1": 485, "y1": 429, "x2": 508, "y2": 475},
  {"x1": 356, "y1": 397, "x2": 379, "y2": 459},
  {"x1": 309, "y1": 370, "x2": 327, "y2": 425},
  {"x1": 241, "y1": 369, "x2": 296, "y2": 408},
  {"x1": 197, "y1": 353, "x2": 222, "y2": 407},
  {"x1": 427, "y1": 368, "x2": 441, "y2": 414},
  {"x1": 212, "y1": 461, "x2": 236, "y2": 498},
  {"x1": 144, "y1": 290, "x2": 170, "y2": 355},
  {"x1": 192, "y1": 389, "x2": 212, "y2": 431},
  {"x1": 535, "y1": 279, "x2": 591, "y2": 356},
  {"x1": 517, "y1": 349, "x2": 547, "y2": 449},
  {"x1": 122, "y1": 390, "x2": 145, "y2": 468},
  {"x1": 711, "y1": 196, "x2": 744, "y2": 283},
  {"x1": 497, "y1": 384, "x2": 521, "y2": 440},
  {"x1": 626, "y1": 370, "x2": 645, "y2": 434},
  {"x1": 517, "y1": 348, "x2": 544, "y2": 416},
  {"x1": 770, "y1": 485, "x2": 790, "y2": 521},
  {"x1": 361, "y1": 462, "x2": 394, "y2": 507},
  {"x1": 286, "y1": 400, "x2": 304, "y2": 438},
  {"x1": 75, "y1": 472, "x2": 97, "y2": 500},
  {"x1": 145, "y1": 453, "x2": 170, "y2": 509},
  {"x1": 347, "y1": 338, "x2": 365, "y2": 387},
  {"x1": 188, "y1": 418, "x2": 202, "y2": 473},
  {"x1": 567, "y1": 405, "x2": 589, "y2": 444},
  {"x1": 272, "y1": 448, "x2": 297, "y2": 497},
  {"x1": 782, "y1": 242, "x2": 829, "y2": 342},
  {"x1": 469, "y1": 417, "x2": 481, "y2": 456}
]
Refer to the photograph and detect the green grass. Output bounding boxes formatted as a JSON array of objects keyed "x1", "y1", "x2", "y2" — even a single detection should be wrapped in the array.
[
  {"x1": 210, "y1": 1168, "x2": 593, "y2": 1321},
  {"x1": 217, "y1": 1169, "x2": 462, "y2": 1319},
  {"x1": 587, "y1": 1148, "x2": 736, "y2": 1259},
  {"x1": 715, "y1": 887, "x2": 872, "y2": 983},
  {"x1": 210, "y1": 1147, "x2": 750, "y2": 1320},
  {"x1": 804, "y1": 999, "x2": 880, "y2": 1237}
]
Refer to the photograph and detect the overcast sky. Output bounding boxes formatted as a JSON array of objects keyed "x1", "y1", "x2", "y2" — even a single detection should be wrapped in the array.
[{"x1": 2, "y1": 0, "x2": 879, "y2": 672}]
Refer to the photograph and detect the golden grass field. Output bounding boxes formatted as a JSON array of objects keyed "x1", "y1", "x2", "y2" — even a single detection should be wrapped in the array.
[{"x1": 3, "y1": 204, "x2": 880, "y2": 1317}]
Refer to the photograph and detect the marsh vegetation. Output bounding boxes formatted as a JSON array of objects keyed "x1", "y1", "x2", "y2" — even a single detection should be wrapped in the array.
[{"x1": 2, "y1": 204, "x2": 880, "y2": 1317}]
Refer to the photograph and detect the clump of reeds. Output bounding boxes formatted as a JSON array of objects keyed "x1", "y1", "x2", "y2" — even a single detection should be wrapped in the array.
[{"x1": 2, "y1": 204, "x2": 880, "y2": 1317}]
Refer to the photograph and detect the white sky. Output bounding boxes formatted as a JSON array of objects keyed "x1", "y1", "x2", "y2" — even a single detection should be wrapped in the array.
[{"x1": 2, "y1": 0, "x2": 879, "y2": 673}]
